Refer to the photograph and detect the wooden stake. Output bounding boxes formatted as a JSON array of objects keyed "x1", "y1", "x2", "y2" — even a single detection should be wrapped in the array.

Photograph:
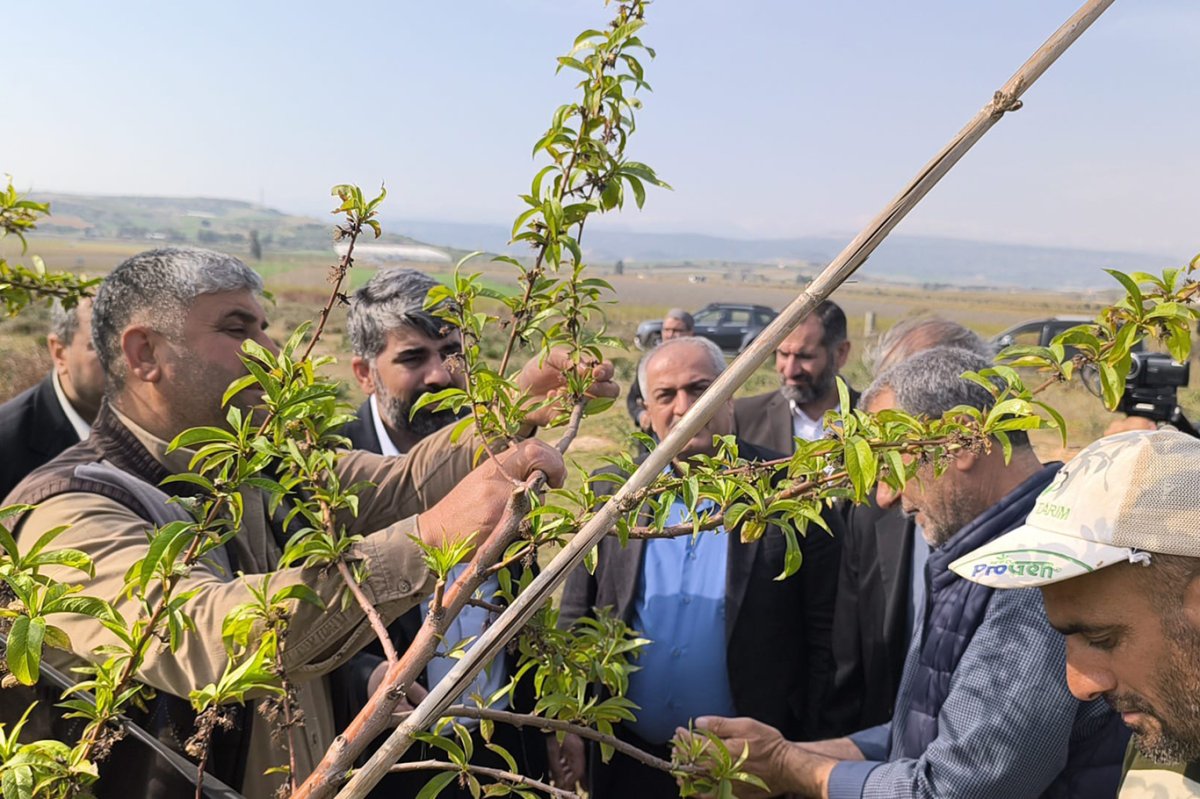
[{"x1": 325, "y1": 1, "x2": 1116, "y2": 796}]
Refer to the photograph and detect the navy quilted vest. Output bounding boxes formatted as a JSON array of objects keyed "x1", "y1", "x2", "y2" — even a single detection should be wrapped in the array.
[
  {"x1": 894, "y1": 462, "x2": 1129, "y2": 797},
  {"x1": 895, "y1": 463, "x2": 1061, "y2": 759}
]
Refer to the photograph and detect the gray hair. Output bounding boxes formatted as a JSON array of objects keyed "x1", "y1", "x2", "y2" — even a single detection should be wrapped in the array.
[
  {"x1": 92, "y1": 247, "x2": 263, "y2": 386},
  {"x1": 664, "y1": 308, "x2": 695, "y2": 330},
  {"x1": 49, "y1": 299, "x2": 84, "y2": 345},
  {"x1": 347, "y1": 269, "x2": 452, "y2": 361},
  {"x1": 638, "y1": 335, "x2": 726, "y2": 391},
  {"x1": 863, "y1": 345, "x2": 1029, "y2": 447},
  {"x1": 867, "y1": 316, "x2": 992, "y2": 376}
]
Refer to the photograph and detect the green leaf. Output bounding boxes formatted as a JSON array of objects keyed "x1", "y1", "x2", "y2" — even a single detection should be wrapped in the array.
[
  {"x1": 415, "y1": 772, "x2": 457, "y2": 799},
  {"x1": 6, "y1": 616, "x2": 45, "y2": 685},
  {"x1": 271, "y1": 583, "x2": 325, "y2": 610},
  {"x1": 1, "y1": 764, "x2": 33, "y2": 799},
  {"x1": 843, "y1": 436, "x2": 876, "y2": 503},
  {"x1": 1105, "y1": 269, "x2": 1144, "y2": 313}
]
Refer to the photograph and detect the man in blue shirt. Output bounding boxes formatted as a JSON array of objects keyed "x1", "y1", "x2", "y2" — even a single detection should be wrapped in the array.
[
  {"x1": 560, "y1": 335, "x2": 842, "y2": 798},
  {"x1": 693, "y1": 347, "x2": 1126, "y2": 799}
]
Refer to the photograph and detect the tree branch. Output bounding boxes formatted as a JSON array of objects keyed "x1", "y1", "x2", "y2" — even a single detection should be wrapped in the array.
[
  {"x1": 336, "y1": 559, "x2": 398, "y2": 664},
  {"x1": 441, "y1": 705, "x2": 695, "y2": 776},
  {"x1": 389, "y1": 759, "x2": 579, "y2": 799}
]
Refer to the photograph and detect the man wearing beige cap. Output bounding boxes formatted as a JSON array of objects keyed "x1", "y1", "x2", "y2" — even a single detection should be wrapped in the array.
[{"x1": 951, "y1": 429, "x2": 1200, "y2": 797}]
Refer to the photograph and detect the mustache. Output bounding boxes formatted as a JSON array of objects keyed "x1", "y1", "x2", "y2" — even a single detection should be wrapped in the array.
[{"x1": 1106, "y1": 692, "x2": 1158, "y2": 717}]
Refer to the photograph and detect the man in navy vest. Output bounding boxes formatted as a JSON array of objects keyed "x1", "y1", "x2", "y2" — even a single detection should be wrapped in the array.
[{"x1": 690, "y1": 346, "x2": 1127, "y2": 799}]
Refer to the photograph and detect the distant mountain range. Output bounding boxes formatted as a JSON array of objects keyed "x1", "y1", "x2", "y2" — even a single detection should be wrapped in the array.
[
  {"x1": 27, "y1": 192, "x2": 1179, "y2": 291},
  {"x1": 383, "y1": 217, "x2": 1180, "y2": 292}
]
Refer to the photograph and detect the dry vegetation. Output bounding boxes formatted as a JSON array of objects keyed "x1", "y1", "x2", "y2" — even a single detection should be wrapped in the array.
[{"x1": 3, "y1": 236, "x2": 1194, "y2": 476}]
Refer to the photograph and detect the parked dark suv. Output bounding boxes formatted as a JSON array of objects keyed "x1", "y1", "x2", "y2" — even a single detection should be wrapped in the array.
[
  {"x1": 635, "y1": 303, "x2": 777, "y2": 353},
  {"x1": 992, "y1": 316, "x2": 1144, "y2": 355}
]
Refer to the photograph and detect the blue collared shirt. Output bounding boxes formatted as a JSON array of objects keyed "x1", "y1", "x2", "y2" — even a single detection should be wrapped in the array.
[{"x1": 624, "y1": 499, "x2": 737, "y2": 744}]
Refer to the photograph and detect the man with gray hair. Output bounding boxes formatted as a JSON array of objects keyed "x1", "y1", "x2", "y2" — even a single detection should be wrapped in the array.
[
  {"x1": 344, "y1": 268, "x2": 465, "y2": 454},
  {"x1": 343, "y1": 267, "x2": 549, "y2": 797},
  {"x1": 0, "y1": 296, "x2": 105, "y2": 498},
  {"x1": 627, "y1": 307, "x2": 695, "y2": 433},
  {"x1": 560, "y1": 335, "x2": 841, "y2": 798},
  {"x1": 693, "y1": 346, "x2": 1126, "y2": 799},
  {"x1": 3, "y1": 247, "x2": 574, "y2": 797},
  {"x1": 824, "y1": 317, "x2": 992, "y2": 734}
]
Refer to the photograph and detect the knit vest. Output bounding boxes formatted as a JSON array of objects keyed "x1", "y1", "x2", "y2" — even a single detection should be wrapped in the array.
[
  {"x1": 5, "y1": 403, "x2": 247, "y2": 797},
  {"x1": 895, "y1": 461, "x2": 1128, "y2": 797}
]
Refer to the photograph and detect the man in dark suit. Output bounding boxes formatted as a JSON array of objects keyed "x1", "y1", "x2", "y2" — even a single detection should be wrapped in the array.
[
  {"x1": 733, "y1": 300, "x2": 854, "y2": 453},
  {"x1": 0, "y1": 298, "x2": 104, "y2": 499},
  {"x1": 558, "y1": 335, "x2": 841, "y2": 798},
  {"x1": 343, "y1": 268, "x2": 548, "y2": 795},
  {"x1": 822, "y1": 317, "x2": 993, "y2": 734}
]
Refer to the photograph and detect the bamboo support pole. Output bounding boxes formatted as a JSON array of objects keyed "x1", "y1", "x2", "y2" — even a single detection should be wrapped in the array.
[{"x1": 330, "y1": 1, "x2": 1115, "y2": 796}]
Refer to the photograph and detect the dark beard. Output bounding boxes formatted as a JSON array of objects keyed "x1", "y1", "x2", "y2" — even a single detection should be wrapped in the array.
[
  {"x1": 779, "y1": 357, "x2": 837, "y2": 406},
  {"x1": 377, "y1": 390, "x2": 460, "y2": 440},
  {"x1": 1109, "y1": 616, "x2": 1200, "y2": 763}
]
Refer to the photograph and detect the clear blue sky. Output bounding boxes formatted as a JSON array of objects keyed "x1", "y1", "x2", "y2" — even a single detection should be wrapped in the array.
[{"x1": 4, "y1": 1, "x2": 1197, "y2": 258}]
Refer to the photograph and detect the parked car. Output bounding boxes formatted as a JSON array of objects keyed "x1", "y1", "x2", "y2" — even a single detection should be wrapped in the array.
[
  {"x1": 992, "y1": 315, "x2": 1144, "y2": 354},
  {"x1": 635, "y1": 303, "x2": 778, "y2": 353}
]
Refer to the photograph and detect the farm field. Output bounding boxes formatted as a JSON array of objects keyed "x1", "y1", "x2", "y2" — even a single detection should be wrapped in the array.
[{"x1": 2, "y1": 235, "x2": 1195, "y2": 484}]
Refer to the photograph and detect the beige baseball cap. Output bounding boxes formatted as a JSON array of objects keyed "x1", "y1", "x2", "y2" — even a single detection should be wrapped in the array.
[{"x1": 950, "y1": 429, "x2": 1200, "y2": 588}]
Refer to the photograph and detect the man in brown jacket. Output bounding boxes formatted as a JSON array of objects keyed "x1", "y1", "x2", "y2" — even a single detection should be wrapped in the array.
[{"x1": 3, "y1": 247, "x2": 602, "y2": 797}]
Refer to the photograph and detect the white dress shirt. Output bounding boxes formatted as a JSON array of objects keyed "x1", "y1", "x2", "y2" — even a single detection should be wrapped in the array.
[{"x1": 52, "y1": 371, "x2": 91, "y2": 441}]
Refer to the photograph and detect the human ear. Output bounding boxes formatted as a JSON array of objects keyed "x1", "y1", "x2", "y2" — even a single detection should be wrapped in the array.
[
  {"x1": 1180, "y1": 574, "x2": 1200, "y2": 633},
  {"x1": 122, "y1": 326, "x2": 161, "y2": 384},
  {"x1": 953, "y1": 450, "x2": 979, "y2": 472},
  {"x1": 835, "y1": 339, "x2": 852, "y2": 369},
  {"x1": 350, "y1": 356, "x2": 376, "y2": 394},
  {"x1": 47, "y1": 334, "x2": 68, "y2": 371}
]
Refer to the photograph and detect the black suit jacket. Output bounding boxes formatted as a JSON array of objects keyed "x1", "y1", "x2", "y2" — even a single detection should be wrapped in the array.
[
  {"x1": 339, "y1": 399, "x2": 381, "y2": 453},
  {"x1": 0, "y1": 373, "x2": 82, "y2": 502},
  {"x1": 821, "y1": 499, "x2": 916, "y2": 735},
  {"x1": 560, "y1": 439, "x2": 842, "y2": 742},
  {"x1": 732, "y1": 386, "x2": 860, "y2": 455}
]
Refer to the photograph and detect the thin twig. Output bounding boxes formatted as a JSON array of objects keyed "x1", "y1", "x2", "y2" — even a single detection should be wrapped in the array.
[
  {"x1": 389, "y1": 759, "x2": 579, "y2": 799},
  {"x1": 336, "y1": 559, "x2": 398, "y2": 664},
  {"x1": 465, "y1": 597, "x2": 505, "y2": 615},
  {"x1": 554, "y1": 401, "x2": 587, "y2": 454},
  {"x1": 442, "y1": 705, "x2": 696, "y2": 776}
]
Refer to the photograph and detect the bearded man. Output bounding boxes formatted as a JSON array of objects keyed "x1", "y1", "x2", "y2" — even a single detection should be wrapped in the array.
[
  {"x1": 733, "y1": 300, "x2": 855, "y2": 453},
  {"x1": 952, "y1": 428, "x2": 1200, "y2": 797}
]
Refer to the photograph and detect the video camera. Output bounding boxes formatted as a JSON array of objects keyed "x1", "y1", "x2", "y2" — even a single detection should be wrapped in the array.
[{"x1": 1119, "y1": 352, "x2": 1197, "y2": 436}]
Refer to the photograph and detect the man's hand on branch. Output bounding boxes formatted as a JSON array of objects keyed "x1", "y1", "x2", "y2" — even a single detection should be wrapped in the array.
[
  {"x1": 367, "y1": 662, "x2": 428, "y2": 721},
  {"x1": 680, "y1": 716, "x2": 838, "y2": 799},
  {"x1": 546, "y1": 731, "x2": 586, "y2": 790},
  {"x1": 516, "y1": 348, "x2": 619, "y2": 430},
  {"x1": 417, "y1": 438, "x2": 566, "y2": 548}
]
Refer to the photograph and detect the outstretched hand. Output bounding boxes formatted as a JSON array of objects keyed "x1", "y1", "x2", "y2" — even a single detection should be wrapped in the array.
[
  {"x1": 675, "y1": 715, "x2": 832, "y2": 799},
  {"x1": 516, "y1": 348, "x2": 620, "y2": 429},
  {"x1": 417, "y1": 438, "x2": 566, "y2": 549}
]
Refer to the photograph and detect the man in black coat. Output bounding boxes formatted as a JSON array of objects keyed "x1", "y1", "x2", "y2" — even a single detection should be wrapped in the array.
[
  {"x1": 733, "y1": 300, "x2": 855, "y2": 453},
  {"x1": 0, "y1": 298, "x2": 104, "y2": 499},
  {"x1": 558, "y1": 336, "x2": 841, "y2": 798},
  {"x1": 343, "y1": 268, "x2": 549, "y2": 795}
]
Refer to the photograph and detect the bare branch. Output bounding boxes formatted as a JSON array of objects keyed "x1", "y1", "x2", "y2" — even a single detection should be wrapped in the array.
[{"x1": 389, "y1": 759, "x2": 579, "y2": 799}]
